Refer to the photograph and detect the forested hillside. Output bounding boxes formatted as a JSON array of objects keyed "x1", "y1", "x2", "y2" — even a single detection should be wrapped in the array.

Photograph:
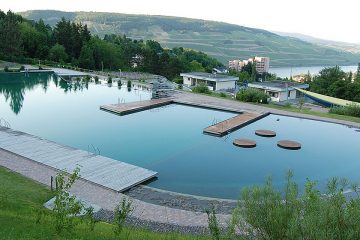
[
  {"x1": 20, "y1": 10, "x2": 360, "y2": 67},
  {"x1": 0, "y1": 10, "x2": 222, "y2": 79}
]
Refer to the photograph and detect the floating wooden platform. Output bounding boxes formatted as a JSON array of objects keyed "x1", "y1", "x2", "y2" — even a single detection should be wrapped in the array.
[
  {"x1": 233, "y1": 139, "x2": 257, "y2": 148},
  {"x1": 255, "y1": 129, "x2": 276, "y2": 137},
  {"x1": 0, "y1": 127, "x2": 157, "y2": 192},
  {"x1": 100, "y1": 98, "x2": 174, "y2": 116},
  {"x1": 203, "y1": 112, "x2": 269, "y2": 136},
  {"x1": 277, "y1": 140, "x2": 302, "y2": 150}
]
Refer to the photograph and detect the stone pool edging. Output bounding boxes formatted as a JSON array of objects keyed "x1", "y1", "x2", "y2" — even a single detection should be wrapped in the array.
[{"x1": 0, "y1": 148, "x2": 232, "y2": 234}]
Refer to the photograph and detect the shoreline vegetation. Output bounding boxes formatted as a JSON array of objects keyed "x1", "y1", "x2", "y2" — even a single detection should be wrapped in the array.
[
  {"x1": 0, "y1": 10, "x2": 223, "y2": 81},
  {"x1": 2, "y1": 163, "x2": 360, "y2": 239}
]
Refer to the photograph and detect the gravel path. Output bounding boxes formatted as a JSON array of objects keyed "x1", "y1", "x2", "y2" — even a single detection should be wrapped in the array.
[
  {"x1": 125, "y1": 185, "x2": 237, "y2": 214},
  {"x1": 0, "y1": 148, "x2": 231, "y2": 234}
]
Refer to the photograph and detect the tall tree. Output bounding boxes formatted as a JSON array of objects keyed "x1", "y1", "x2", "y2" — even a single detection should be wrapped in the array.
[{"x1": 0, "y1": 10, "x2": 22, "y2": 58}]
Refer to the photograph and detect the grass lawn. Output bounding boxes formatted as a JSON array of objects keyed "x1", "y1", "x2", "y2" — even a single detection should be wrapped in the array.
[
  {"x1": 265, "y1": 103, "x2": 360, "y2": 124},
  {"x1": 0, "y1": 167, "x2": 208, "y2": 240}
]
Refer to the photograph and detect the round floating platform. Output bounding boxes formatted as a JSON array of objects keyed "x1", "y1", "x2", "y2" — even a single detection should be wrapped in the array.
[
  {"x1": 255, "y1": 129, "x2": 276, "y2": 137},
  {"x1": 233, "y1": 139, "x2": 257, "y2": 148},
  {"x1": 277, "y1": 140, "x2": 301, "y2": 150}
]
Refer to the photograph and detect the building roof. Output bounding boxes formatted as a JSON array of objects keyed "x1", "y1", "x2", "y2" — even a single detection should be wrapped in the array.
[
  {"x1": 180, "y1": 72, "x2": 238, "y2": 82},
  {"x1": 248, "y1": 81, "x2": 309, "y2": 92}
]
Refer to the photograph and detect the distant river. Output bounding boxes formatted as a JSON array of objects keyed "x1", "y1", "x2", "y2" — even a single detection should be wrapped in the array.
[{"x1": 270, "y1": 65, "x2": 358, "y2": 78}]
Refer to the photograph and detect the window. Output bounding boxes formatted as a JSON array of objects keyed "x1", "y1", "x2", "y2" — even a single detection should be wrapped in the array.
[{"x1": 268, "y1": 91, "x2": 279, "y2": 98}]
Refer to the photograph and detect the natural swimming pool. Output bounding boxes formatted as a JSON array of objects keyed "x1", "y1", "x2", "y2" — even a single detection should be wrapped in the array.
[{"x1": 1, "y1": 73, "x2": 360, "y2": 199}]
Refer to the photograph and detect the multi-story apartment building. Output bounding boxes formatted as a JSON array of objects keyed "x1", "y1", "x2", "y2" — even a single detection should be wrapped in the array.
[
  {"x1": 253, "y1": 57, "x2": 270, "y2": 74},
  {"x1": 228, "y1": 57, "x2": 270, "y2": 73}
]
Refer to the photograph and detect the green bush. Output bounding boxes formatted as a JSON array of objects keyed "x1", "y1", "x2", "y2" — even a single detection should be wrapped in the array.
[
  {"x1": 192, "y1": 83, "x2": 210, "y2": 94},
  {"x1": 127, "y1": 80, "x2": 132, "y2": 88},
  {"x1": 236, "y1": 88, "x2": 268, "y2": 103},
  {"x1": 19, "y1": 66, "x2": 25, "y2": 71},
  {"x1": 4, "y1": 66, "x2": 9, "y2": 72},
  {"x1": 329, "y1": 104, "x2": 360, "y2": 117},
  {"x1": 231, "y1": 171, "x2": 360, "y2": 240},
  {"x1": 173, "y1": 76, "x2": 183, "y2": 84},
  {"x1": 219, "y1": 92, "x2": 227, "y2": 98}
]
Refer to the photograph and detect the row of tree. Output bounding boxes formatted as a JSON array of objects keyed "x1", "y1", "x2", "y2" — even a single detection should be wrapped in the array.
[
  {"x1": 0, "y1": 10, "x2": 223, "y2": 79},
  {"x1": 309, "y1": 65, "x2": 360, "y2": 102}
]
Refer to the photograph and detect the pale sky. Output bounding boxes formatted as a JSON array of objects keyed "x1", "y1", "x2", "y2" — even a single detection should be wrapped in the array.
[{"x1": 1, "y1": 0, "x2": 359, "y2": 43}]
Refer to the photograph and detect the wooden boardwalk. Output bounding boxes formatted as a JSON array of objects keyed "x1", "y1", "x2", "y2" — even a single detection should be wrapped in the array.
[
  {"x1": 100, "y1": 98, "x2": 174, "y2": 116},
  {"x1": 0, "y1": 127, "x2": 157, "y2": 192},
  {"x1": 203, "y1": 112, "x2": 269, "y2": 136}
]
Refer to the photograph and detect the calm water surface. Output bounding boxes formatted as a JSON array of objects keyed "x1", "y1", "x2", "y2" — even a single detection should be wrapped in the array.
[
  {"x1": 1, "y1": 73, "x2": 359, "y2": 199},
  {"x1": 270, "y1": 65, "x2": 358, "y2": 78}
]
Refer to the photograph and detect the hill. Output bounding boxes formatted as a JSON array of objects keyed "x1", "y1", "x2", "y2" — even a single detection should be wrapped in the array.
[
  {"x1": 19, "y1": 10, "x2": 360, "y2": 67},
  {"x1": 274, "y1": 31, "x2": 360, "y2": 55}
]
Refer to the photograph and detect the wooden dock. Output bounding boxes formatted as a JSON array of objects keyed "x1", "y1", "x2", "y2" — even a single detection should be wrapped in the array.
[
  {"x1": 100, "y1": 98, "x2": 174, "y2": 116},
  {"x1": 0, "y1": 127, "x2": 157, "y2": 192},
  {"x1": 203, "y1": 112, "x2": 269, "y2": 136}
]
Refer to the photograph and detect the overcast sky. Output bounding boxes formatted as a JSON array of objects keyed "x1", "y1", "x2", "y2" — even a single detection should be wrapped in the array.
[{"x1": 1, "y1": 0, "x2": 359, "y2": 43}]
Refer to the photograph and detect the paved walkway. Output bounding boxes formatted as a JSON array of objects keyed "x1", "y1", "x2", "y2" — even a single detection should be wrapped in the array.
[
  {"x1": 0, "y1": 148, "x2": 231, "y2": 228},
  {"x1": 173, "y1": 91, "x2": 360, "y2": 128}
]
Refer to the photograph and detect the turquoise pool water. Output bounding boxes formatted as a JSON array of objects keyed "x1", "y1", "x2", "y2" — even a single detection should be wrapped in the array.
[{"x1": 1, "y1": 73, "x2": 360, "y2": 199}]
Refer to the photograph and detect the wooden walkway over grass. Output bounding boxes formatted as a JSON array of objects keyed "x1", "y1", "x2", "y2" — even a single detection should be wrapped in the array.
[
  {"x1": 100, "y1": 98, "x2": 174, "y2": 116},
  {"x1": 0, "y1": 127, "x2": 157, "y2": 192},
  {"x1": 203, "y1": 112, "x2": 269, "y2": 136}
]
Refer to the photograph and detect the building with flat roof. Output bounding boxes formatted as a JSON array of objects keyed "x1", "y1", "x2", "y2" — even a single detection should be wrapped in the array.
[
  {"x1": 248, "y1": 81, "x2": 309, "y2": 102},
  {"x1": 180, "y1": 72, "x2": 238, "y2": 91}
]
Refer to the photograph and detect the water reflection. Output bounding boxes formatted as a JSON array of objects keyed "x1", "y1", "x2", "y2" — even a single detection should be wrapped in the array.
[
  {"x1": 0, "y1": 73, "x2": 90, "y2": 114},
  {"x1": 0, "y1": 73, "x2": 52, "y2": 114}
]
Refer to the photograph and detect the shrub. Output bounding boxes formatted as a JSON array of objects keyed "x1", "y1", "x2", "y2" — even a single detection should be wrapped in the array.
[
  {"x1": 173, "y1": 76, "x2": 183, "y2": 84},
  {"x1": 4, "y1": 66, "x2": 9, "y2": 72},
  {"x1": 19, "y1": 65, "x2": 25, "y2": 71},
  {"x1": 53, "y1": 167, "x2": 83, "y2": 234},
  {"x1": 329, "y1": 104, "x2": 360, "y2": 118},
  {"x1": 192, "y1": 83, "x2": 210, "y2": 94},
  {"x1": 117, "y1": 80, "x2": 122, "y2": 87},
  {"x1": 113, "y1": 198, "x2": 133, "y2": 236},
  {"x1": 236, "y1": 88, "x2": 268, "y2": 103},
  {"x1": 127, "y1": 80, "x2": 132, "y2": 88},
  {"x1": 206, "y1": 207, "x2": 220, "y2": 240},
  {"x1": 234, "y1": 170, "x2": 360, "y2": 240},
  {"x1": 219, "y1": 92, "x2": 227, "y2": 98},
  {"x1": 107, "y1": 76, "x2": 112, "y2": 84},
  {"x1": 83, "y1": 206, "x2": 98, "y2": 231}
]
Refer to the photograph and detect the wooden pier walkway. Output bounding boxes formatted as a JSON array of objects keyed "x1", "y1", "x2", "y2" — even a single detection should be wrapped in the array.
[
  {"x1": 0, "y1": 127, "x2": 157, "y2": 192},
  {"x1": 203, "y1": 112, "x2": 269, "y2": 136},
  {"x1": 100, "y1": 98, "x2": 174, "y2": 116}
]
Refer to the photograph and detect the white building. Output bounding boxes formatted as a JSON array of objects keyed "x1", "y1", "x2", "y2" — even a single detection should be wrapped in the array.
[
  {"x1": 253, "y1": 57, "x2": 270, "y2": 74},
  {"x1": 248, "y1": 81, "x2": 309, "y2": 102},
  {"x1": 180, "y1": 72, "x2": 237, "y2": 91},
  {"x1": 228, "y1": 57, "x2": 270, "y2": 73}
]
